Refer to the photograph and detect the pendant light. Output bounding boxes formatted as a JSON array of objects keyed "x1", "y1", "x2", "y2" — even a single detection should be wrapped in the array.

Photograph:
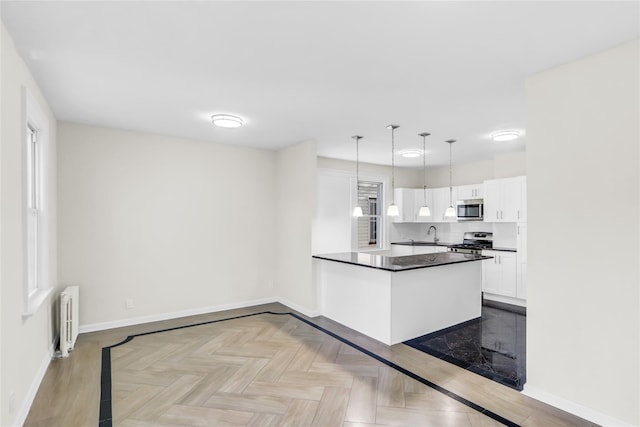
[
  {"x1": 444, "y1": 139, "x2": 457, "y2": 218},
  {"x1": 418, "y1": 132, "x2": 431, "y2": 217},
  {"x1": 352, "y1": 135, "x2": 364, "y2": 217},
  {"x1": 386, "y1": 125, "x2": 400, "y2": 217}
]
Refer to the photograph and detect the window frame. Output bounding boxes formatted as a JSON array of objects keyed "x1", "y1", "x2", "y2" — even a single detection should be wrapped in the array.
[{"x1": 22, "y1": 87, "x2": 52, "y2": 317}]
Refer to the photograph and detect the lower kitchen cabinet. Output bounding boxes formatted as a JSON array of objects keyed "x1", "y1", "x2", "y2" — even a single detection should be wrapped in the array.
[{"x1": 482, "y1": 250, "x2": 517, "y2": 298}]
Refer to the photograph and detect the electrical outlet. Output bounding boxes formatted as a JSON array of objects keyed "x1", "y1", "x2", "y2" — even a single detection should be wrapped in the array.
[
  {"x1": 125, "y1": 298, "x2": 135, "y2": 310},
  {"x1": 9, "y1": 391, "x2": 15, "y2": 413}
]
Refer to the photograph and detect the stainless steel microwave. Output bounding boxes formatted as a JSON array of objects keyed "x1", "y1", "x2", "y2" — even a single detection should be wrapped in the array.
[{"x1": 456, "y1": 199, "x2": 484, "y2": 221}]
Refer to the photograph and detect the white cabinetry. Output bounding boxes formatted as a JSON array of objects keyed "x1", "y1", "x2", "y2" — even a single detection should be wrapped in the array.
[
  {"x1": 519, "y1": 177, "x2": 527, "y2": 223},
  {"x1": 482, "y1": 250, "x2": 517, "y2": 297},
  {"x1": 431, "y1": 187, "x2": 457, "y2": 223},
  {"x1": 392, "y1": 188, "x2": 415, "y2": 223},
  {"x1": 393, "y1": 188, "x2": 437, "y2": 223},
  {"x1": 457, "y1": 184, "x2": 483, "y2": 200},
  {"x1": 483, "y1": 176, "x2": 526, "y2": 222},
  {"x1": 516, "y1": 224, "x2": 527, "y2": 299}
]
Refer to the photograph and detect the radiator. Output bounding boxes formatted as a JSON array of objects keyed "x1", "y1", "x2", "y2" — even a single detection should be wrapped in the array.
[{"x1": 60, "y1": 286, "x2": 79, "y2": 358}]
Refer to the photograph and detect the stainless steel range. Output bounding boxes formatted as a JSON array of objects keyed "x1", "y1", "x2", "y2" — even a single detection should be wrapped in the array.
[{"x1": 448, "y1": 232, "x2": 493, "y2": 254}]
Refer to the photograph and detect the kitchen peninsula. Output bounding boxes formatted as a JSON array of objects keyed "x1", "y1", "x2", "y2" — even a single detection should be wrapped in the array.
[{"x1": 313, "y1": 251, "x2": 489, "y2": 345}]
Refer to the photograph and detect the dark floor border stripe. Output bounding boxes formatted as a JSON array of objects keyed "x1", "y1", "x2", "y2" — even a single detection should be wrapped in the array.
[{"x1": 99, "y1": 311, "x2": 520, "y2": 427}]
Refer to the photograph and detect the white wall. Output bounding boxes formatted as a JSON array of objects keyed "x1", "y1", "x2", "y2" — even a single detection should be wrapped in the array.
[
  {"x1": 57, "y1": 122, "x2": 278, "y2": 329},
  {"x1": 424, "y1": 152, "x2": 526, "y2": 188},
  {"x1": 1, "y1": 23, "x2": 58, "y2": 427},
  {"x1": 318, "y1": 157, "x2": 423, "y2": 188},
  {"x1": 314, "y1": 170, "x2": 353, "y2": 254},
  {"x1": 275, "y1": 140, "x2": 317, "y2": 315},
  {"x1": 526, "y1": 39, "x2": 639, "y2": 425}
]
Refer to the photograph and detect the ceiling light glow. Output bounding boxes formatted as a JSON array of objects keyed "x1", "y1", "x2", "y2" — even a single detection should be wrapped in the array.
[
  {"x1": 211, "y1": 114, "x2": 244, "y2": 128},
  {"x1": 400, "y1": 149, "x2": 422, "y2": 158},
  {"x1": 492, "y1": 130, "x2": 520, "y2": 142}
]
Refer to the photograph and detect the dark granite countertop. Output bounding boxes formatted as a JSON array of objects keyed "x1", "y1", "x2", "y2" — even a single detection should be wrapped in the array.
[
  {"x1": 312, "y1": 251, "x2": 491, "y2": 272},
  {"x1": 393, "y1": 241, "x2": 517, "y2": 253},
  {"x1": 391, "y1": 241, "x2": 455, "y2": 247}
]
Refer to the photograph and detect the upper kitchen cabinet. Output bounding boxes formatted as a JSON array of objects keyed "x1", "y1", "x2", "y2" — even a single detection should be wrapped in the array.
[
  {"x1": 456, "y1": 183, "x2": 483, "y2": 200},
  {"x1": 431, "y1": 187, "x2": 458, "y2": 223},
  {"x1": 392, "y1": 188, "x2": 416, "y2": 223},
  {"x1": 483, "y1": 176, "x2": 526, "y2": 222}
]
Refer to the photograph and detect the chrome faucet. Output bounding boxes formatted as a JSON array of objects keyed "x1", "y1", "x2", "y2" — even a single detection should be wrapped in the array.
[{"x1": 428, "y1": 226, "x2": 439, "y2": 243}]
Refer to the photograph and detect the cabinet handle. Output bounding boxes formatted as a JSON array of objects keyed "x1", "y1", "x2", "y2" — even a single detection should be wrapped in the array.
[
  {"x1": 517, "y1": 210, "x2": 520, "y2": 220},
  {"x1": 496, "y1": 211, "x2": 499, "y2": 220}
]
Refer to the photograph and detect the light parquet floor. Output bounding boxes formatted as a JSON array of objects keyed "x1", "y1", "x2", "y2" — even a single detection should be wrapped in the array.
[
  {"x1": 25, "y1": 303, "x2": 597, "y2": 427},
  {"x1": 106, "y1": 312, "x2": 503, "y2": 427}
]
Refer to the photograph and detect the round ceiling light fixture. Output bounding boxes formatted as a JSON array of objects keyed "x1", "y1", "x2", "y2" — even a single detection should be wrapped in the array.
[
  {"x1": 491, "y1": 130, "x2": 520, "y2": 142},
  {"x1": 399, "y1": 149, "x2": 422, "y2": 158},
  {"x1": 211, "y1": 114, "x2": 244, "y2": 128}
]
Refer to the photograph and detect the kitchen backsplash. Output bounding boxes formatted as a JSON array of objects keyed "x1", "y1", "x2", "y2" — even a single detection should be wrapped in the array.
[{"x1": 391, "y1": 221, "x2": 517, "y2": 249}]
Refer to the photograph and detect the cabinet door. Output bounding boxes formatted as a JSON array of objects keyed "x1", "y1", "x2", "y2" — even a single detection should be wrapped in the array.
[
  {"x1": 519, "y1": 177, "x2": 527, "y2": 223},
  {"x1": 482, "y1": 252, "x2": 501, "y2": 294},
  {"x1": 516, "y1": 224, "x2": 527, "y2": 299},
  {"x1": 393, "y1": 188, "x2": 415, "y2": 223},
  {"x1": 482, "y1": 250, "x2": 517, "y2": 297},
  {"x1": 502, "y1": 178, "x2": 521, "y2": 222},
  {"x1": 498, "y1": 252, "x2": 517, "y2": 297},
  {"x1": 432, "y1": 187, "x2": 456, "y2": 223},
  {"x1": 483, "y1": 180, "x2": 501, "y2": 222},
  {"x1": 457, "y1": 184, "x2": 483, "y2": 200},
  {"x1": 414, "y1": 188, "x2": 433, "y2": 223}
]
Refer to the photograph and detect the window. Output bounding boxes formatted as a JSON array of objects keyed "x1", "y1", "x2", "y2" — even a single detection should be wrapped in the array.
[
  {"x1": 356, "y1": 181, "x2": 383, "y2": 249},
  {"x1": 26, "y1": 125, "x2": 40, "y2": 296},
  {"x1": 23, "y1": 87, "x2": 51, "y2": 316}
]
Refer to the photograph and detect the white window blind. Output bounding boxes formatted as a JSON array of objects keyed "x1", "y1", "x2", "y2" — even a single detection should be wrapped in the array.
[{"x1": 356, "y1": 181, "x2": 382, "y2": 249}]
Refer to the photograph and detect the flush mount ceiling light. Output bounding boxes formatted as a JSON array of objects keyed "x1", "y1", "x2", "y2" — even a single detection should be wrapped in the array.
[
  {"x1": 211, "y1": 114, "x2": 244, "y2": 128},
  {"x1": 491, "y1": 130, "x2": 520, "y2": 142},
  {"x1": 400, "y1": 149, "x2": 422, "y2": 158},
  {"x1": 418, "y1": 133, "x2": 431, "y2": 217},
  {"x1": 352, "y1": 135, "x2": 364, "y2": 218},
  {"x1": 386, "y1": 124, "x2": 400, "y2": 217}
]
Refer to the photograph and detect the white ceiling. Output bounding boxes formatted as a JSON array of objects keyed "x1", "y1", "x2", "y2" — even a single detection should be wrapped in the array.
[{"x1": 2, "y1": 1, "x2": 638, "y2": 168}]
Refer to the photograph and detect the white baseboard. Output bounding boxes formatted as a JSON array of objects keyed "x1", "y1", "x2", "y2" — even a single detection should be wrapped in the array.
[
  {"x1": 482, "y1": 293, "x2": 526, "y2": 307},
  {"x1": 522, "y1": 385, "x2": 634, "y2": 427},
  {"x1": 14, "y1": 347, "x2": 53, "y2": 427},
  {"x1": 78, "y1": 297, "x2": 321, "y2": 334},
  {"x1": 78, "y1": 297, "x2": 279, "y2": 333},
  {"x1": 276, "y1": 297, "x2": 320, "y2": 318}
]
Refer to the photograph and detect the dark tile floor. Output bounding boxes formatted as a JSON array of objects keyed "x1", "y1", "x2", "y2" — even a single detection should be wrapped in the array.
[{"x1": 404, "y1": 300, "x2": 526, "y2": 390}]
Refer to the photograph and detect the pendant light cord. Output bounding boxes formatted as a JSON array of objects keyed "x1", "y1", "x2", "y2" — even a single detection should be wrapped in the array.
[
  {"x1": 446, "y1": 140, "x2": 456, "y2": 207},
  {"x1": 352, "y1": 135, "x2": 362, "y2": 201},
  {"x1": 385, "y1": 125, "x2": 399, "y2": 204},
  {"x1": 420, "y1": 133, "x2": 429, "y2": 200},
  {"x1": 449, "y1": 141, "x2": 452, "y2": 206},
  {"x1": 391, "y1": 129, "x2": 395, "y2": 203}
]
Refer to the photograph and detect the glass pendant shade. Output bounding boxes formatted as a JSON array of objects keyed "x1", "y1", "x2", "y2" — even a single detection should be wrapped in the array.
[
  {"x1": 444, "y1": 206, "x2": 456, "y2": 218},
  {"x1": 352, "y1": 206, "x2": 363, "y2": 217},
  {"x1": 418, "y1": 206, "x2": 431, "y2": 217},
  {"x1": 387, "y1": 203, "x2": 399, "y2": 217}
]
